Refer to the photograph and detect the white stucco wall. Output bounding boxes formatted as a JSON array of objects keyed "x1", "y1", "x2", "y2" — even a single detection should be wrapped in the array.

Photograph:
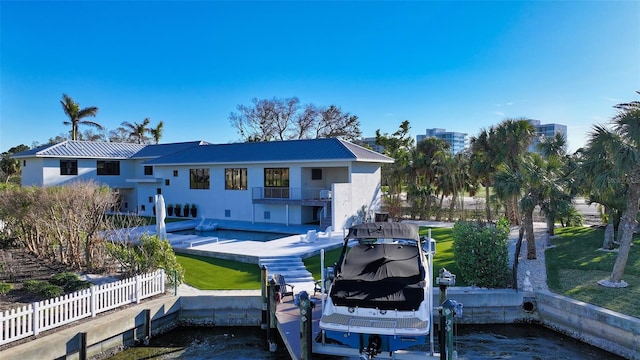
[{"x1": 20, "y1": 157, "x2": 44, "y2": 186}]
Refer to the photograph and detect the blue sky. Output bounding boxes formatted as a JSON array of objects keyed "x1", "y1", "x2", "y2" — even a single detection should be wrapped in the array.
[{"x1": 1, "y1": 1, "x2": 638, "y2": 153}]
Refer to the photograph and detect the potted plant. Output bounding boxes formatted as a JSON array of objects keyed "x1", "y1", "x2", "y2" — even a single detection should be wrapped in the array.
[
  {"x1": 175, "y1": 204, "x2": 182, "y2": 217},
  {"x1": 183, "y1": 203, "x2": 190, "y2": 217},
  {"x1": 190, "y1": 204, "x2": 197, "y2": 218},
  {"x1": 167, "y1": 204, "x2": 174, "y2": 216}
]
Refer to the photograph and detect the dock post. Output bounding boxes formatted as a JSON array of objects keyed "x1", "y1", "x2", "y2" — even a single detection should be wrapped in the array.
[
  {"x1": 78, "y1": 332, "x2": 87, "y2": 360},
  {"x1": 261, "y1": 266, "x2": 268, "y2": 330},
  {"x1": 267, "y1": 278, "x2": 278, "y2": 352},
  {"x1": 298, "y1": 291, "x2": 313, "y2": 360},
  {"x1": 144, "y1": 308, "x2": 151, "y2": 345}
]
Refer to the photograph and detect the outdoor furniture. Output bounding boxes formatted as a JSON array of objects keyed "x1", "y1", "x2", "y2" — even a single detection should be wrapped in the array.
[{"x1": 272, "y1": 274, "x2": 295, "y2": 300}]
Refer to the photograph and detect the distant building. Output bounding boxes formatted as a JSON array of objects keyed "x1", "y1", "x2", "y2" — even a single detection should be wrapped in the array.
[
  {"x1": 416, "y1": 128, "x2": 468, "y2": 155},
  {"x1": 527, "y1": 120, "x2": 567, "y2": 153},
  {"x1": 358, "y1": 137, "x2": 386, "y2": 154}
]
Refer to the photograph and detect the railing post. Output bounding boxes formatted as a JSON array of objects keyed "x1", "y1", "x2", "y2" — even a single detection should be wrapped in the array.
[
  {"x1": 135, "y1": 275, "x2": 141, "y2": 304},
  {"x1": 33, "y1": 302, "x2": 40, "y2": 336},
  {"x1": 160, "y1": 269, "x2": 165, "y2": 294},
  {"x1": 90, "y1": 286, "x2": 96, "y2": 317}
]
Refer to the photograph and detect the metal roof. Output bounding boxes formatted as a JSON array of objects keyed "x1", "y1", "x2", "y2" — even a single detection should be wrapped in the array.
[
  {"x1": 11, "y1": 141, "x2": 146, "y2": 159},
  {"x1": 145, "y1": 138, "x2": 394, "y2": 165},
  {"x1": 130, "y1": 141, "x2": 207, "y2": 158},
  {"x1": 11, "y1": 138, "x2": 393, "y2": 165}
]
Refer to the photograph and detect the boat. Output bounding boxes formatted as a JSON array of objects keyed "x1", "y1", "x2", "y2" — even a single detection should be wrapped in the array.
[
  {"x1": 317, "y1": 222, "x2": 436, "y2": 360},
  {"x1": 194, "y1": 217, "x2": 218, "y2": 232}
]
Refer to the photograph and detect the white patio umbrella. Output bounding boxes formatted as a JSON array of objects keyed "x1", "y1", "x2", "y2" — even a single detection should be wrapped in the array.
[{"x1": 155, "y1": 194, "x2": 167, "y2": 240}]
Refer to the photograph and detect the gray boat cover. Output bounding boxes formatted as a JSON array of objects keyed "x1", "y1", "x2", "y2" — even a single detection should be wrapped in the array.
[
  {"x1": 331, "y1": 223, "x2": 425, "y2": 310},
  {"x1": 345, "y1": 222, "x2": 420, "y2": 241}
]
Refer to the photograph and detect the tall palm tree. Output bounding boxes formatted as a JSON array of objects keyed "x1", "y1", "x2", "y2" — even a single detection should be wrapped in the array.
[
  {"x1": 494, "y1": 119, "x2": 536, "y2": 224},
  {"x1": 150, "y1": 120, "x2": 165, "y2": 144},
  {"x1": 469, "y1": 127, "x2": 499, "y2": 221},
  {"x1": 121, "y1": 118, "x2": 151, "y2": 144},
  {"x1": 582, "y1": 94, "x2": 640, "y2": 286},
  {"x1": 60, "y1": 94, "x2": 101, "y2": 140}
]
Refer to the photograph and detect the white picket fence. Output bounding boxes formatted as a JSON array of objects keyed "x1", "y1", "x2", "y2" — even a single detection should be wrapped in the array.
[{"x1": 0, "y1": 269, "x2": 165, "y2": 346}]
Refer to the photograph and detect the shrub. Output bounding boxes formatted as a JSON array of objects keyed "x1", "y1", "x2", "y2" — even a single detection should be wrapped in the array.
[
  {"x1": 452, "y1": 218, "x2": 511, "y2": 288},
  {"x1": 23, "y1": 280, "x2": 64, "y2": 299},
  {"x1": 0, "y1": 282, "x2": 12, "y2": 295},
  {"x1": 50, "y1": 272, "x2": 92, "y2": 292},
  {"x1": 107, "y1": 234, "x2": 185, "y2": 285}
]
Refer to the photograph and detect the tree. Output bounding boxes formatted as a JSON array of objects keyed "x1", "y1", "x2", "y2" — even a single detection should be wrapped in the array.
[
  {"x1": 582, "y1": 93, "x2": 640, "y2": 287},
  {"x1": 60, "y1": 94, "x2": 101, "y2": 140},
  {"x1": 493, "y1": 119, "x2": 536, "y2": 224},
  {"x1": 375, "y1": 120, "x2": 414, "y2": 220},
  {"x1": 469, "y1": 127, "x2": 499, "y2": 221},
  {"x1": 150, "y1": 120, "x2": 165, "y2": 144},
  {"x1": 121, "y1": 118, "x2": 151, "y2": 144},
  {"x1": 1, "y1": 144, "x2": 29, "y2": 184},
  {"x1": 229, "y1": 97, "x2": 361, "y2": 142}
]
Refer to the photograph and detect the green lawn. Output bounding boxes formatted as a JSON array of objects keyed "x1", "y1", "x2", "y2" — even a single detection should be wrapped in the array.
[
  {"x1": 546, "y1": 227, "x2": 640, "y2": 318},
  {"x1": 176, "y1": 253, "x2": 262, "y2": 290}
]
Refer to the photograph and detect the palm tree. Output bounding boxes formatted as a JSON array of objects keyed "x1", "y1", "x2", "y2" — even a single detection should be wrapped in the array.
[
  {"x1": 582, "y1": 94, "x2": 640, "y2": 287},
  {"x1": 469, "y1": 127, "x2": 499, "y2": 221},
  {"x1": 121, "y1": 118, "x2": 151, "y2": 144},
  {"x1": 150, "y1": 120, "x2": 165, "y2": 144},
  {"x1": 494, "y1": 153, "x2": 553, "y2": 259},
  {"x1": 60, "y1": 94, "x2": 101, "y2": 140},
  {"x1": 494, "y1": 119, "x2": 536, "y2": 224}
]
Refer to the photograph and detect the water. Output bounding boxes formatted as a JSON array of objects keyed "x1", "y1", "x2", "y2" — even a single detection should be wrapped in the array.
[
  {"x1": 110, "y1": 324, "x2": 623, "y2": 360},
  {"x1": 172, "y1": 229, "x2": 291, "y2": 242},
  {"x1": 107, "y1": 327, "x2": 289, "y2": 359}
]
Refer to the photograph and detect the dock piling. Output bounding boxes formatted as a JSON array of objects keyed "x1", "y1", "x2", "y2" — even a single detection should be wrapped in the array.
[
  {"x1": 298, "y1": 291, "x2": 313, "y2": 360},
  {"x1": 267, "y1": 278, "x2": 278, "y2": 352}
]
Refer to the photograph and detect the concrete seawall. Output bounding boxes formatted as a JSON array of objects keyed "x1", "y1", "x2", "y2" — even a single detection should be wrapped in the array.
[{"x1": 0, "y1": 289, "x2": 637, "y2": 360}]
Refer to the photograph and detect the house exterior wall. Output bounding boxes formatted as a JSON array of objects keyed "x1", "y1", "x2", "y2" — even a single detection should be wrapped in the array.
[
  {"x1": 20, "y1": 157, "x2": 44, "y2": 186},
  {"x1": 332, "y1": 163, "x2": 384, "y2": 231}
]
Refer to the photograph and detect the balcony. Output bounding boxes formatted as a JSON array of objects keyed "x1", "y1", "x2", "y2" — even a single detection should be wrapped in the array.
[{"x1": 252, "y1": 187, "x2": 332, "y2": 205}]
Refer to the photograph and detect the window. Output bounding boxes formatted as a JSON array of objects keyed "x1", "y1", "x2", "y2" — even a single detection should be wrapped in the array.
[
  {"x1": 190, "y1": 168, "x2": 210, "y2": 189},
  {"x1": 264, "y1": 168, "x2": 289, "y2": 187},
  {"x1": 97, "y1": 160, "x2": 120, "y2": 175},
  {"x1": 144, "y1": 166, "x2": 153, "y2": 175},
  {"x1": 173, "y1": 170, "x2": 178, "y2": 177},
  {"x1": 165, "y1": 179, "x2": 170, "y2": 186},
  {"x1": 264, "y1": 168, "x2": 289, "y2": 198},
  {"x1": 60, "y1": 160, "x2": 78, "y2": 175},
  {"x1": 311, "y1": 168, "x2": 322, "y2": 180},
  {"x1": 225, "y1": 168, "x2": 247, "y2": 190}
]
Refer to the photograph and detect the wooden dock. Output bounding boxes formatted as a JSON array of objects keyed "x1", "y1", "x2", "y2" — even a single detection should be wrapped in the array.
[{"x1": 274, "y1": 292, "x2": 325, "y2": 360}]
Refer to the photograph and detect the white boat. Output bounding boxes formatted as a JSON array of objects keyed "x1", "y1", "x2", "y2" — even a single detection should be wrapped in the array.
[{"x1": 317, "y1": 222, "x2": 436, "y2": 359}]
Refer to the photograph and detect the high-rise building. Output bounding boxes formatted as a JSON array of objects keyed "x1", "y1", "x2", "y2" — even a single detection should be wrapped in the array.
[
  {"x1": 527, "y1": 120, "x2": 568, "y2": 153},
  {"x1": 358, "y1": 137, "x2": 386, "y2": 154},
  {"x1": 416, "y1": 128, "x2": 468, "y2": 155}
]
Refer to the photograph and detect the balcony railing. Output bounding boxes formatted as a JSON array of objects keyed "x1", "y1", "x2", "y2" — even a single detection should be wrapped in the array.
[{"x1": 252, "y1": 187, "x2": 332, "y2": 200}]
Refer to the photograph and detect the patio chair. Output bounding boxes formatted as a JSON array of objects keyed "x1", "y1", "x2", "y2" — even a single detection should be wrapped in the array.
[{"x1": 272, "y1": 274, "x2": 295, "y2": 301}]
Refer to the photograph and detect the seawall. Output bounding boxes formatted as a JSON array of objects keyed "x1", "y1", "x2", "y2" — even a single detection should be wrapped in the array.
[{"x1": 0, "y1": 288, "x2": 637, "y2": 360}]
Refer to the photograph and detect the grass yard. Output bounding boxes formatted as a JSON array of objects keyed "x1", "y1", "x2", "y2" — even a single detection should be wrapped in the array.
[
  {"x1": 176, "y1": 253, "x2": 262, "y2": 290},
  {"x1": 547, "y1": 227, "x2": 640, "y2": 318}
]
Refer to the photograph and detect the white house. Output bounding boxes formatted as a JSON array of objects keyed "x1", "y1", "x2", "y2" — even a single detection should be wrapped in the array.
[{"x1": 13, "y1": 138, "x2": 393, "y2": 231}]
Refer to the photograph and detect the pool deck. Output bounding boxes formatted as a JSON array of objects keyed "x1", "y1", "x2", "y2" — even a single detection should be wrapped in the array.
[{"x1": 159, "y1": 218, "x2": 346, "y2": 258}]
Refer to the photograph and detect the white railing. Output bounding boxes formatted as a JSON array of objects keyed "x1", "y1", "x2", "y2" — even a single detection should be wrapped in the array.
[{"x1": 0, "y1": 269, "x2": 165, "y2": 346}]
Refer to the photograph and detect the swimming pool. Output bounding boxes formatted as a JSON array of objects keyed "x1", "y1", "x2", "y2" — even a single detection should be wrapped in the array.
[{"x1": 171, "y1": 228, "x2": 292, "y2": 242}]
